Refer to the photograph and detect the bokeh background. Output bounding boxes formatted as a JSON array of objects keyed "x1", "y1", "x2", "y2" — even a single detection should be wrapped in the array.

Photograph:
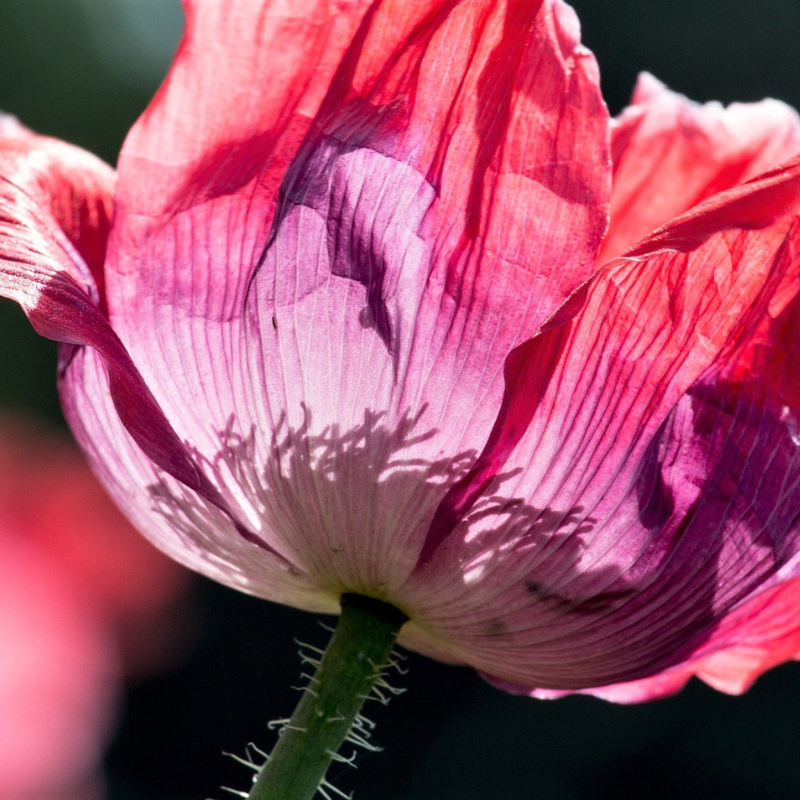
[{"x1": 2, "y1": 1, "x2": 800, "y2": 798}]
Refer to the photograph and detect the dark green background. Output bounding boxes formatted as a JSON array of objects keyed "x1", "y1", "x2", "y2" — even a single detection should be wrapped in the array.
[{"x1": 2, "y1": 2, "x2": 800, "y2": 798}]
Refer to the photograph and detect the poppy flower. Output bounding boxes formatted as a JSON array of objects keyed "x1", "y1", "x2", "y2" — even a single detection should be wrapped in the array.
[
  {"x1": 0, "y1": 0, "x2": 799, "y2": 703},
  {"x1": 0, "y1": 414, "x2": 191, "y2": 798}
]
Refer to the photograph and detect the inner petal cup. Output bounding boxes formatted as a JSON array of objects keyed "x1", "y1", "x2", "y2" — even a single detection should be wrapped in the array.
[{"x1": 95, "y1": 0, "x2": 610, "y2": 601}]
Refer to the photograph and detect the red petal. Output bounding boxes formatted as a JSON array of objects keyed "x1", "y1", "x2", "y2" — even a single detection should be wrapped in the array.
[
  {"x1": 0, "y1": 114, "x2": 113, "y2": 308},
  {"x1": 601, "y1": 73, "x2": 800, "y2": 262},
  {"x1": 401, "y1": 157, "x2": 800, "y2": 691}
]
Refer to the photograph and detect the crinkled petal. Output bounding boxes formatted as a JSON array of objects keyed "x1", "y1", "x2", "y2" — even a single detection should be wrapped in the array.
[
  {"x1": 59, "y1": 342, "x2": 336, "y2": 611},
  {"x1": 241, "y1": 0, "x2": 609, "y2": 592},
  {"x1": 399, "y1": 157, "x2": 800, "y2": 691},
  {"x1": 0, "y1": 114, "x2": 112, "y2": 310},
  {"x1": 601, "y1": 73, "x2": 800, "y2": 262},
  {"x1": 505, "y1": 574, "x2": 800, "y2": 702},
  {"x1": 98, "y1": 0, "x2": 610, "y2": 596},
  {"x1": 0, "y1": 117, "x2": 281, "y2": 555},
  {"x1": 105, "y1": 0, "x2": 379, "y2": 463}
]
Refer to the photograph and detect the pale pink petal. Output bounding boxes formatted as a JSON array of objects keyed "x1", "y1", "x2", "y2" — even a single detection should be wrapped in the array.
[
  {"x1": 601, "y1": 72, "x2": 800, "y2": 262},
  {"x1": 84, "y1": 0, "x2": 611, "y2": 600},
  {"x1": 105, "y1": 0, "x2": 379, "y2": 464},
  {"x1": 60, "y1": 343, "x2": 339, "y2": 613},
  {"x1": 398, "y1": 158, "x2": 800, "y2": 692},
  {"x1": 0, "y1": 120, "x2": 284, "y2": 557},
  {"x1": 240, "y1": 0, "x2": 609, "y2": 593}
]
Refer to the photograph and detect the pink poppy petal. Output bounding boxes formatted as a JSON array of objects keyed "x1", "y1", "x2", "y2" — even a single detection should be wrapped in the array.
[
  {"x1": 60, "y1": 342, "x2": 339, "y2": 613},
  {"x1": 0, "y1": 121, "x2": 283, "y2": 554},
  {"x1": 399, "y1": 157, "x2": 800, "y2": 690},
  {"x1": 87, "y1": 0, "x2": 610, "y2": 596},
  {"x1": 240, "y1": 0, "x2": 609, "y2": 591},
  {"x1": 502, "y1": 575, "x2": 800, "y2": 703},
  {"x1": 104, "y1": 0, "x2": 378, "y2": 463},
  {"x1": 601, "y1": 72, "x2": 800, "y2": 262}
]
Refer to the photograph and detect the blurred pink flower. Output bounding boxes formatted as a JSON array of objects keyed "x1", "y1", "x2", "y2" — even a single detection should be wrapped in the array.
[
  {"x1": 0, "y1": 416, "x2": 191, "y2": 798},
  {"x1": 0, "y1": 0, "x2": 800, "y2": 702}
]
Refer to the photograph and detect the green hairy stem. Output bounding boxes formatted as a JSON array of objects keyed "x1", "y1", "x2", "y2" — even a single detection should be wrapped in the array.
[{"x1": 246, "y1": 593, "x2": 408, "y2": 800}]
